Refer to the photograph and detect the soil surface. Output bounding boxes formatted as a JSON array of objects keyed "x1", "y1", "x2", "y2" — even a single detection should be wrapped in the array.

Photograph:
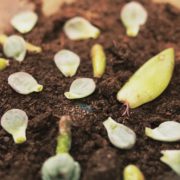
[{"x1": 0, "y1": 0, "x2": 180, "y2": 180}]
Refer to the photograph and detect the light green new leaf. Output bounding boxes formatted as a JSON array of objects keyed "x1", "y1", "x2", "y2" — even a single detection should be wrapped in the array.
[
  {"x1": 117, "y1": 48, "x2": 175, "y2": 109},
  {"x1": 120, "y1": 1, "x2": 148, "y2": 37},
  {"x1": 64, "y1": 78, "x2": 96, "y2": 99},
  {"x1": 1, "y1": 109, "x2": 28, "y2": 144},
  {"x1": 103, "y1": 117, "x2": 136, "y2": 149},
  {"x1": 54, "y1": 49, "x2": 80, "y2": 77},
  {"x1": 11, "y1": 11, "x2": 38, "y2": 34},
  {"x1": 160, "y1": 150, "x2": 180, "y2": 175},
  {"x1": 145, "y1": 121, "x2": 180, "y2": 142},
  {"x1": 64, "y1": 17, "x2": 100, "y2": 40},
  {"x1": 8, "y1": 72, "x2": 43, "y2": 95}
]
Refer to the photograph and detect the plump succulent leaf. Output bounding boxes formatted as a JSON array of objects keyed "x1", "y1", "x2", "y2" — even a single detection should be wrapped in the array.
[
  {"x1": 103, "y1": 117, "x2": 136, "y2": 149},
  {"x1": 41, "y1": 153, "x2": 81, "y2": 180},
  {"x1": 0, "y1": 58, "x2": 9, "y2": 70},
  {"x1": 1, "y1": 109, "x2": 28, "y2": 144},
  {"x1": 123, "y1": 164, "x2": 145, "y2": 180},
  {"x1": 120, "y1": 1, "x2": 148, "y2": 37},
  {"x1": 8, "y1": 72, "x2": 43, "y2": 95},
  {"x1": 11, "y1": 11, "x2": 38, "y2": 34},
  {"x1": 145, "y1": 121, "x2": 180, "y2": 142},
  {"x1": 91, "y1": 44, "x2": 106, "y2": 78},
  {"x1": 64, "y1": 17, "x2": 100, "y2": 40},
  {"x1": 117, "y1": 48, "x2": 175, "y2": 109},
  {"x1": 54, "y1": 50, "x2": 80, "y2": 77},
  {"x1": 3, "y1": 35, "x2": 27, "y2": 62},
  {"x1": 160, "y1": 150, "x2": 180, "y2": 175},
  {"x1": 64, "y1": 78, "x2": 96, "y2": 99}
]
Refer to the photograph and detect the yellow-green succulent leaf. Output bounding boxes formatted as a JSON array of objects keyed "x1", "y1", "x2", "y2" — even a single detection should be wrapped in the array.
[
  {"x1": 126, "y1": 26, "x2": 140, "y2": 37},
  {"x1": 117, "y1": 48, "x2": 175, "y2": 108},
  {"x1": 0, "y1": 58, "x2": 9, "y2": 70},
  {"x1": 160, "y1": 150, "x2": 180, "y2": 175},
  {"x1": 26, "y1": 42, "x2": 42, "y2": 53},
  {"x1": 124, "y1": 164, "x2": 145, "y2": 180},
  {"x1": 91, "y1": 44, "x2": 106, "y2": 78}
]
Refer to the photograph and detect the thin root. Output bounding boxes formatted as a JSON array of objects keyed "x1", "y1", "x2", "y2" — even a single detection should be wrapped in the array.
[{"x1": 122, "y1": 102, "x2": 130, "y2": 116}]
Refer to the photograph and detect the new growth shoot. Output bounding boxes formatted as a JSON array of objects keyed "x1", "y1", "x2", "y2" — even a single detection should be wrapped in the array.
[{"x1": 41, "y1": 116, "x2": 81, "y2": 180}]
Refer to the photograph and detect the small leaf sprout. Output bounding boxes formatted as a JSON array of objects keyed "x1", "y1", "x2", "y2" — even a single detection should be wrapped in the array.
[
  {"x1": 8, "y1": 72, "x2": 43, "y2": 95},
  {"x1": 41, "y1": 116, "x2": 81, "y2": 180},
  {"x1": 11, "y1": 11, "x2": 38, "y2": 34},
  {"x1": 0, "y1": 58, "x2": 9, "y2": 70},
  {"x1": 1, "y1": 109, "x2": 28, "y2": 144},
  {"x1": 145, "y1": 121, "x2": 180, "y2": 142},
  {"x1": 64, "y1": 78, "x2": 96, "y2": 99},
  {"x1": 91, "y1": 44, "x2": 106, "y2": 78},
  {"x1": 123, "y1": 164, "x2": 145, "y2": 180},
  {"x1": 103, "y1": 117, "x2": 136, "y2": 149},
  {"x1": 3, "y1": 35, "x2": 27, "y2": 62},
  {"x1": 54, "y1": 49, "x2": 80, "y2": 77},
  {"x1": 117, "y1": 48, "x2": 175, "y2": 114},
  {"x1": 120, "y1": 1, "x2": 148, "y2": 37},
  {"x1": 64, "y1": 17, "x2": 100, "y2": 40},
  {"x1": 0, "y1": 34, "x2": 42, "y2": 53},
  {"x1": 160, "y1": 150, "x2": 180, "y2": 175}
]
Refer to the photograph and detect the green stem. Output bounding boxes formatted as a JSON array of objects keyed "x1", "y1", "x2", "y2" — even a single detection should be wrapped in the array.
[{"x1": 56, "y1": 116, "x2": 72, "y2": 154}]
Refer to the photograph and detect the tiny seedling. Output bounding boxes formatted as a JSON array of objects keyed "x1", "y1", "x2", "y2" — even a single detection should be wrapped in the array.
[
  {"x1": 103, "y1": 117, "x2": 136, "y2": 149},
  {"x1": 145, "y1": 121, "x2": 180, "y2": 142},
  {"x1": 0, "y1": 58, "x2": 9, "y2": 70},
  {"x1": 3, "y1": 35, "x2": 27, "y2": 62},
  {"x1": 41, "y1": 116, "x2": 81, "y2": 180},
  {"x1": 1, "y1": 109, "x2": 28, "y2": 144},
  {"x1": 117, "y1": 48, "x2": 174, "y2": 115},
  {"x1": 64, "y1": 17, "x2": 100, "y2": 40},
  {"x1": 160, "y1": 150, "x2": 180, "y2": 175},
  {"x1": 64, "y1": 78, "x2": 96, "y2": 99},
  {"x1": 91, "y1": 44, "x2": 106, "y2": 78},
  {"x1": 123, "y1": 164, "x2": 144, "y2": 180},
  {"x1": 8, "y1": 72, "x2": 43, "y2": 95},
  {"x1": 0, "y1": 34, "x2": 42, "y2": 53},
  {"x1": 54, "y1": 49, "x2": 80, "y2": 77},
  {"x1": 11, "y1": 11, "x2": 38, "y2": 34},
  {"x1": 120, "y1": 1, "x2": 148, "y2": 37}
]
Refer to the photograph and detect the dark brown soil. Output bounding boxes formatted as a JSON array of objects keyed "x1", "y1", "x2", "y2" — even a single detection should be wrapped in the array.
[{"x1": 0, "y1": 0, "x2": 180, "y2": 180}]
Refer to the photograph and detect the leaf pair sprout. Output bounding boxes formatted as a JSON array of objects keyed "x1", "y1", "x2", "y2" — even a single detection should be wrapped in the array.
[
  {"x1": 103, "y1": 117, "x2": 136, "y2": 149},
  {"x1": 64, "y1": 17, "x2": 100, "y2": 40},
  {"x1": 0, "y1": 34, "x2": 42, "y2": 62},
  {"x1": 120, "y1": 1, "x2": 148, "y2": 37},
  {"x1": 1, "y1": 109, "x2": 28, "y2": 144},
  {"x1": 54, "y1": 44, "x2": 106, "y2": 79},
  {"x1": 41, "y1": 116, "x2": 81, "y2": 180},
  {"x1": 11, "y1": 11, "x2": 38, "y2": 34},
  {"x1": 8, "y1": 72, "x2": 43, "y2": 95}
]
